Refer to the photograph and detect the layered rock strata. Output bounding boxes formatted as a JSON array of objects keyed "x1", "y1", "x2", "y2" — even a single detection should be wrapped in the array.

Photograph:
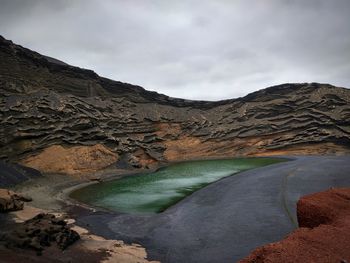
[{"x1": 1, "y1": 35, "x2": 350, "y2": 174}]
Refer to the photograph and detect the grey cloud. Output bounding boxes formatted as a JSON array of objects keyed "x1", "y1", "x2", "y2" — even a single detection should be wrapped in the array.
[{"x1": 0, "y1": 0, "x2": 349, "y2": 100}]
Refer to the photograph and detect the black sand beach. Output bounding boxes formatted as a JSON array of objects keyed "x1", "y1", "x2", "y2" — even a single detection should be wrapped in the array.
[{"x1": 70, "y1": 156, "x2": 350, "y2": 263}]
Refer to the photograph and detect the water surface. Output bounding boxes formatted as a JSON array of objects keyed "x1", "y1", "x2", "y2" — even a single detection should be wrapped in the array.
[{"x1": 71, "y1": 158, "x2": 285, "y2": 213}]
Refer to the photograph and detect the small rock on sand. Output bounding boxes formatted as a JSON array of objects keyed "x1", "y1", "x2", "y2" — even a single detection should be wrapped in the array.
[{"x1": 0, "y1": 188, "x2": 30, "y2": 212}]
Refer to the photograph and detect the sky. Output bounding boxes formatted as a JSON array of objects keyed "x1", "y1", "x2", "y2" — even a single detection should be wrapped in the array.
[{"x1": 0, "y1": 0, "x2": 349, "y2": 100}]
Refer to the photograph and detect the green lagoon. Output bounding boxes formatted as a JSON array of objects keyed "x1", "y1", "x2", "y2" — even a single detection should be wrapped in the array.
[{"x1": 71, "y1": 158, "x2": 285, "y2": 214}]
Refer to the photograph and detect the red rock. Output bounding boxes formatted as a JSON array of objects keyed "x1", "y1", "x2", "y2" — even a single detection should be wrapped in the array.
[
  {"x1": 239, "y1": 188, "x2": 350, "y2": 263},
  {"x1": 297, "y1": 188, "x2": 350, "y2": 228}
]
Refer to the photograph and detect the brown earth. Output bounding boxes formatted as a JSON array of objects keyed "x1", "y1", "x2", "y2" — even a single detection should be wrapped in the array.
[
  {"x1": 239, "y1": 188, "x2": 350, "y2": 263},
  {"x1": 163, "y1": 137, "x2": 349, "y2": 161},
  {"x1": 20, "y1": 144, "x2": 118, "y2": 176}
]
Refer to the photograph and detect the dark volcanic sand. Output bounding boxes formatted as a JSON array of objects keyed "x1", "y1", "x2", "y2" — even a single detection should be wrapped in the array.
[
  {"x1": 0, "y1": 161, "x2": 41, "y2": 188},
  {"x1": 72, "y1": 156, "x2": 350, "y2": 263}
]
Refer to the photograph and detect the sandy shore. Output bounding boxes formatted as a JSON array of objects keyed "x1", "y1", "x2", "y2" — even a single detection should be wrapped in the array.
[
  {"x1": 9, "y1": 205, "x2": 159, "y2": 263},
  {"x1": 1, "y1": 167, "x2": 160, "y2": 263}
]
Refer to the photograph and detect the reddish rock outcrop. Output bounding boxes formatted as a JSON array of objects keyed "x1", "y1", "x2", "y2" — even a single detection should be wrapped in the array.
[
  {"x1": 239, "y1": 188, "x2": 350, "y2": 263},
  {"x1": 297, "y1": 188, "x2": 350, "y2": 228}
]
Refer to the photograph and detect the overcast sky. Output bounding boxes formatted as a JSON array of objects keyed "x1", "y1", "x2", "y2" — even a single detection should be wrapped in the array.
[{"x1": 0, "y1": 0, "x2": 349, "y2": 100}]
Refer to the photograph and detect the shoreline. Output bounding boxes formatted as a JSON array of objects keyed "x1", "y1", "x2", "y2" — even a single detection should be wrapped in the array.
[
  {"x1": 3, "y1": 155, "x2": 350, "y2": 263},
  {"x1": 3, "y1": 166, "x2": 163, "y2": 262},
  {"x1": 62, "y1": 155, "x2": 293, "y2": 215},
  {"x1": 6, "y1": 155, "x2": 299, "y2": 223},
  {"x1": 70, "y1": 155, "x2": 350, "y2": 263},
  {"x1": 4, "y1": 155, "x2": 294, "y2": 233}
]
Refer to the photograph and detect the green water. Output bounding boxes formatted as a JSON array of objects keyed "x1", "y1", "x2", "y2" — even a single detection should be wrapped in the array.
[{"x1": 71, "y1": 158, "x2": 285, "y2": 214}]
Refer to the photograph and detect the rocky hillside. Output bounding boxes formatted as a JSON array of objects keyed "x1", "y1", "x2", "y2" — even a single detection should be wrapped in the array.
[{"x1": 1, "y1": 35, "x2": 350, "y2": 174}]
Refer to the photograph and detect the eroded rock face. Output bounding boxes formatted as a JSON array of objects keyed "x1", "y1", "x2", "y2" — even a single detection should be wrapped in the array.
[
  {"x1": 1, "y1": 35, "x2": 350, "y2": 172},
  {"x1": 20, "y1": 144, "x2": 118, "y2": 176},
  {"x1": 0, "y1": 188, "x2": 31, "y2": 212},
  {"x1": 1, "y1": 213, "x2": 80, "y2": 255},
  {"x1": 239, "y1": 188, "x2": 350, "y2": 263}
]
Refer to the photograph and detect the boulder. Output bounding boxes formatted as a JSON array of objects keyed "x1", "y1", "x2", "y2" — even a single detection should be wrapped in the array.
[{"x1": 0, "y1": 188, "x2": 30, "y2": 212}]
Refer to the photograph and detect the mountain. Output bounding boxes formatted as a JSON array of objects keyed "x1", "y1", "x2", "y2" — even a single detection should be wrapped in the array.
[{"x1": 1, "y1": 35, "x2": 350, "y2": 175}]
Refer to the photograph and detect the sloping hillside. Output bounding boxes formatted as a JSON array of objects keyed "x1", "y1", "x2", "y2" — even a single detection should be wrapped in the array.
[{"x1": 1, "y1": 36, "x2": 349, "y2": 174}]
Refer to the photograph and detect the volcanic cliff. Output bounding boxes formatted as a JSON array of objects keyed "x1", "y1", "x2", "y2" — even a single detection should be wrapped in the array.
[{"x1": 1, "y1": 36, "x2": 350, "y2": 175}]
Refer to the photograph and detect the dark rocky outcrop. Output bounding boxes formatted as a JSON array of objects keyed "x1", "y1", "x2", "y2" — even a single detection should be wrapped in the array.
[
  {"x1": 0, "y1": 213, "x2": 80, "y2": 255},
  {"x1": 239, "y1": 188, "x2": 350, "y2": 263},
  {"x1": 1, "y1": 35, "x2": 350, "y2": 174}
]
